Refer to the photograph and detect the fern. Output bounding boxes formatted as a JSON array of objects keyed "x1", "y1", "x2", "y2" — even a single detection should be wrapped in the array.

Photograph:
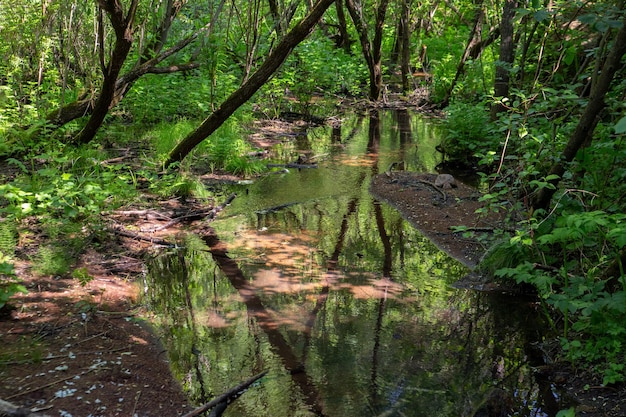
[{"x1": 0, "y1": 220, "x2": 17, "y2": 256}]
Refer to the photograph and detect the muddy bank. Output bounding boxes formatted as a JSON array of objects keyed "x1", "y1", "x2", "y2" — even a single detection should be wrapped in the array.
[{"x1": 369, "y1": 171, "x2": 502, "y2": 268}]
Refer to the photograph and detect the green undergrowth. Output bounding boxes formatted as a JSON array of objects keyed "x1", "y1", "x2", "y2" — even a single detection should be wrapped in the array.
[
  {"x1": 0, "y1": 110, "x2": 272, "y2": 308},
  {"x1": 447, "y1": 92, "x2": 626, "y2": 386},
  {"x1": 491, "y1": 211, "x2": 626, "y2": 385}
]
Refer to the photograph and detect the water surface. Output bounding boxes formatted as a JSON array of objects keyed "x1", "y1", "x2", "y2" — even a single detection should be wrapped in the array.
[{"x1": 144, "y1": 110, "x2": 560, "y2": 416}]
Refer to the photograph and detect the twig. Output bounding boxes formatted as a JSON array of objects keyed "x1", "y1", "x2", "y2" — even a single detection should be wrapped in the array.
[
  {"x1": 140, "y1": 210, "x2": 215, "y2": 232},
  {"x1": 110, "y1": 224, "x2": 176, "y2": 247},
  {"x1": 131, "y1": 390, "x2": 142, "y2": 416},
  {"x1": 72, "y1": 331, "x2": 109, "y2": 345},
  {"x1": 415, "y1": 179, "x2": 447, "y2": 201},
  {"x1": 450, "y1": 226, "x2": 495, "y2": 232},
  {"x1": 267, "y1": 163, "x2": 318, "y2": 169},
  {"x1": 0, "y1": 347, "x2": 128, "y2": 366},
  {"x1": 495, "y1": 128, "x2": 512, "y2": 176},
  {"x1": 532, "y1": 262, "x2": 576, "y2": 278},
  {"x1": 113, "y1": 209, "x2": 172, "y2": 219},
  {"x1": 6, "y1": 368, "x2": 96, "y2": 400},
  {"x1": 181, "y1": 371, "x2": 268, "y2": 417},
  {"x1": 0, "y1": 399, "x2": 50, "y2": 417},
  {"x1": 111, "y1": 193, "x2": 236, "y2": 247}
]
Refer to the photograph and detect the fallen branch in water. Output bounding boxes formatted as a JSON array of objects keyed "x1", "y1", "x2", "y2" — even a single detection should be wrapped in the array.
[
  {"x1": 267, "y1": 163, "x2": 318, "y2": 169},
  {"x1": 181, "y1": 370, "x2": 268, "y2": 417}
]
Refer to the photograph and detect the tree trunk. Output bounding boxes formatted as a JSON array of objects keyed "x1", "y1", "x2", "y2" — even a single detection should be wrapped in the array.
[
  {"x1": 166, "y1": 0, "x2": 336, "y2": 166},
  {"x1": 400, "y1": 0, "x2": 411, "y2": 93},
  {"x1": 75, "y1": 0, "x2": 138, "y2": 144},
  {"x1": 43, "y1": 0, "x2": 213, "y2": 132},
  {"x1": 345, "y1": 0, "x2": 390, "y2": 101},
  {"x1": 490, "y1": 0, "x2": 517, "y2": 119},
  {"x1": 334, "y1": 0, "x2": 352, "y2": 53},
  {"x1": 531, "y1": 16, "x2": 626, "y2": 212}
]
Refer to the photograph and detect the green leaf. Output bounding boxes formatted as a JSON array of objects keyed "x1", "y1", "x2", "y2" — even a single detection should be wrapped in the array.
[
  {"x1": 556, "y1": 407, "x2": 576, "y2": 417},
  {"x1": 533, "y1": 9, "x2": 551, "y2": 22},
  {"x1": 614, "y1": 116, "x2": 626, "y2": 134}
]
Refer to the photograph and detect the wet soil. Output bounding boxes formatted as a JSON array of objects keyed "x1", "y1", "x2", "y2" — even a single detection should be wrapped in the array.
[
  {"x1": 370, "y1": 171, "x2": 499, "y2": 269},
  {"x1": 0, "y1": 198, "x2": 204, "y2": 416}
]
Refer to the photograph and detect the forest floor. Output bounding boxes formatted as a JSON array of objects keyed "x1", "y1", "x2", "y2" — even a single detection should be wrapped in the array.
[{"x1": 1, "y1": 114, "x2": 625, "y2": 417}]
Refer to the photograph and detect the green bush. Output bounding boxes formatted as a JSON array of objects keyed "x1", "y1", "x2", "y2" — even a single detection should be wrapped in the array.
[
  {"x1": 440, "y1": 102, "x2": 498, "y2": 166},
  {"x1": 495, "y1": 211, "x2": 626, "y2": 385}
]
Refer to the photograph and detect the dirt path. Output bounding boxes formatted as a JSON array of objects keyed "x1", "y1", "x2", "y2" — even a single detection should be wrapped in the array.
[
  {"x1": 369, "y1": 171, "x2": 502, "y2": 268},
  {"x1": 0, "y1": 200, "x2": 200, "y2": 416}
]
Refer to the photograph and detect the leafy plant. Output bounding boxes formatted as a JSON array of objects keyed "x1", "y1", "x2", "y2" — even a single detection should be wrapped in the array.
[
  {"x1": 72, "y1": 267, "x2": 94, "y2": 287},
  {"x1": 33, "y1": 244, "x2": 73, "y2": 277},
  {"x1": 0, "y1": 220, "x2": 17, "y2": 256},
  {"x1": 440, "y1": 102, "x2": 498, "y2": 167},
  {"x1": 0, "y1": 259, "x2": 27, "y2": 309},
  {"x1": 494, "y1": 211, "x2": 626, "y2": 384}
]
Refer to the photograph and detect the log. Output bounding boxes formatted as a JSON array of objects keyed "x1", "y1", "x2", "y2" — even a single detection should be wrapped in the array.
[
  {"x1": 0, "y1": 398, "x2": 51, "y2": 417},
  {"x1": 181, "y1": 371, "x2": 268, "y2": 417}
]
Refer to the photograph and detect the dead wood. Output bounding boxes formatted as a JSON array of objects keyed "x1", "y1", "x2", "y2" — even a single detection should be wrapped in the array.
[
  {"x1": 110, "y1": 224, "x2": 176, "y2": 247},
  {"x1": 181, "y1": 371, "x2": 268, "y2": 417},
  {"x1": 415, "y1": 179, "x2": 447, "y2": 201},
  {"x1": 0, "y1": 399, "x2": 50, "y2": 417},
  {"x1": 267, "y1": 163, "x2": 318, "y2": 169},
  {"x1": 110, "y1": 193, "x2": 236, "y2": 243},
  {"x1": 113, "y1": 209, "x2": 172, "y2": 219}
]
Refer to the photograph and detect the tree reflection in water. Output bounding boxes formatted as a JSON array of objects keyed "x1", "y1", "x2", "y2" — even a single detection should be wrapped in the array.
[{"x1": 144, "y1": 110, "x2": 560, "y2": 416}]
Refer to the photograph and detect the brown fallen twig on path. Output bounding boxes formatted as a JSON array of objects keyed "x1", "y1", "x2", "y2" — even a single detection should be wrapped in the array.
[
  {"x1": 5, "y1": 368, "x2": 97, "y2": 401},
  {"x1": 110, "y1": 224, "x2": 176, "y2": 247},
  {"x1": 111, "y1": 193, "x2": 237, "y2": 244},
  {"x1": 181, "y1": 370, "x2": 268, "y2": 417}
]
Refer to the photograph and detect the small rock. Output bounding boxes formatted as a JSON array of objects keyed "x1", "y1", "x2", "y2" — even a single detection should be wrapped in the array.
[{"x1": 434, "y1": 174, "x2": 456, "y2": 189}]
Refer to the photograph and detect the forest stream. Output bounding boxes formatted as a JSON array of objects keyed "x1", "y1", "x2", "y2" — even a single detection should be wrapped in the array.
[{"x1": 143, "y1": 110, "x2": 573, "y2": 416}]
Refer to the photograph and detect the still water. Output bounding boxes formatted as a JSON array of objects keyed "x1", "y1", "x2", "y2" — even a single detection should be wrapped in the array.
[{"x1": 144, "y1": 110, "x2": 563, "y2": 416}]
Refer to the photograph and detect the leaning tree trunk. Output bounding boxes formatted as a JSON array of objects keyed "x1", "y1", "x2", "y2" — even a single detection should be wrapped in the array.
[
  {"x1": 334, "y1": 0, "x2": 352, "y2": 52},
  {"x1": 75, "y1": 0, "x2": 138, "y2": 144},
  {"x1": 166, "y1": 0, "x2": 336, "y2": 166},
  {"x1": 490, "y1": 0, "x2": 517, "y2": 119},
  {"x1": 345, "y1": 0, "x2": 390, "y2": 101},
  {"x1": 531, "y1": 15, "x2": 626, "y2": 212}
]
